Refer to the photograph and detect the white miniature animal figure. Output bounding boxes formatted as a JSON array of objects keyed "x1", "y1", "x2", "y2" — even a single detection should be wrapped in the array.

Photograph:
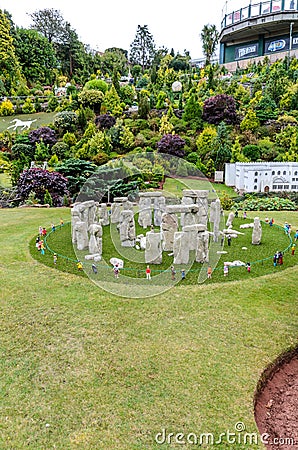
[{"x1": 7, "y1": 118, "x2": 37, "y2": 131}]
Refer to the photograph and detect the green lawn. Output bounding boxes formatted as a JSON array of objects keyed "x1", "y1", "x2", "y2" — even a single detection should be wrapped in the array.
[
  {"x1": 31, "y1": 212, "x2": 297, "y2": 289},
  {"x1": 162, "y1": 176, "x2": 238, "y2": 199},
  {"x1": 0, "y1": 207, "x2": 297, "y2": 449},
  {"x1": 0, "y1": 112, "x2": 56, "y2": 133}
]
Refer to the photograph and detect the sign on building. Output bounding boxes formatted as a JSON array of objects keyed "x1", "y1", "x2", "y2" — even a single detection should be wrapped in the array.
[
  {"x1": 264, "y1": 34, "x2": 298, "y2": 54},
  {"x1": 235, "y1": 43, "x2": 259, "y2": 60}
]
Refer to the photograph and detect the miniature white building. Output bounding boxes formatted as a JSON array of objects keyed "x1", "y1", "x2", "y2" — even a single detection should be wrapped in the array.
[{"x1": 225, "y1": 162, "x2": 298, "y2": 193}]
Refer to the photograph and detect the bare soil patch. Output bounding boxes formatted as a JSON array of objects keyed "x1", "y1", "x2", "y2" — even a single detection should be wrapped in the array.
[{"x1": 254, "y1": 348, "x2": 298, "y2": 449}]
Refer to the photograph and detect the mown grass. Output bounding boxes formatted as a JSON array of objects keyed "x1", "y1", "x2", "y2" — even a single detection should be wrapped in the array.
[
  {"x1": 0, "y1": 207, "x2": 297, "y2": 449},
  {"x1": 0, "y1": 112, "x2": 56, "y2": 133},
  {"x1": 162, "y1": 177, "x2": 238, "y2": 199}
]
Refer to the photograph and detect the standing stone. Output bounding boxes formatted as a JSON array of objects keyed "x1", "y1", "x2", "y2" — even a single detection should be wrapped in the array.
[
  {"x1": 161, "y1": 212, "x2": 179, "y2": 251},
  {"x1": 183, "y1": 223, "x2": 206, "y2": 251},
  {"x1": 98, "y1": 203, "x2": 109, "y2": 226},
  {"x1": 181, "y1": 196, "x2": 194, "y2": 227},
  {"x1": 182, "y1": 190, "x2": 209, "y2": 226},
  {"x1": 252, "y1": 217, "x2": 262, "y2": 245},
  {"x1": 145, "y1": 231, "x2": 162, "y2": 264},
  {"x1": 88, "y1": 202, "x2": 96, "y2": 227},
  {"x1": 119, "y1": 210, "x2": 136, "y2": 247},
  {"x1": 74, "y1": 221, "x2": 89, "y2": 251},
  {"x1": 138, "y1": 196, "x2": 152, "y2": 228},
  {"x1": 88, "y1": 223, "x2": 103, "y2": 255},
  {"x1": 196, "y1": 231, "x2": 209, "y2": 263},
  {"x1": 183, "y1": 209, "x2": 198, "y2": 227},
  {"x1": 173, "y1": 231, "x2": 189, "y2": 264},
  {"x1": 77, "y1": 200, "x2": 95, "y2": 229},
  {"x1": 166, "y1": 204, "x2": 199, "y2": 230},
  {"x1": 71, "y1": 206, "x2": 81, "y2": 244},
  {"x1": 154, "y1": 196, "x2": 166, "y2": 227},
  {"x1": 196, "y1": 191, "x2": 209, "y2": 226},
  {"x1": 209, "y1": 198, "x2": 221, "y2": 242},
  {"x1": 111, "y1": 197, "x2": 129, "y2": 224}
]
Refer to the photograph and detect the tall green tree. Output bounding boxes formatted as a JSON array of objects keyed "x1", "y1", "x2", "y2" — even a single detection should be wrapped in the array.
[
  {"x1": 200, "y1": 24, "x2": 219, "y2": 66},
  {"x1": 214, "y1": 121, "x2": 231, "y2": 171},
  {"x1": 29, "y1": 8, "x2": 65, "y2": 44},
  {"x1": 266, "y1": 63, "x2": 289, "y2": 106},
  {"x1": 129, "y1": 25, "x2": 156, "y2": 71},
  {"x1": 29, "y1": 8, "x2": 90, "y2": 82},
  {"x1": 14, "y1": 28, "x2": 57, "y2": 86},
  {"x1": 55, "y1": 22, "x2": 89, "y2": 80},
  {"x1": 0, "y1": 9, "x2": 23, "y2": 94},
  {"x1": 182, "y1": 93, "x2": 203, "y2": 130},
  {"x1": 99, "y1": 48, "x2": 128, "y2": 77}
]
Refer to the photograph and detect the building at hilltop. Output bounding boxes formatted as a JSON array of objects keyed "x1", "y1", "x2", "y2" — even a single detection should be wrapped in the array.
[
  {"x1": 225, "y1": 162, "x2": 298, "y2": 193},
  {"x1": 219, "y1": 0, "x2": 298, "y2": 70}
]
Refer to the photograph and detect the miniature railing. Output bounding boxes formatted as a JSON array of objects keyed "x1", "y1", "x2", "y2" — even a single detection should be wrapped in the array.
[
  {"x1": 42, "y1": 220, "x2": 293, "y2": 276},
  {"x1": 221, "y1": 0, "x2": 298, "y2": 29}
]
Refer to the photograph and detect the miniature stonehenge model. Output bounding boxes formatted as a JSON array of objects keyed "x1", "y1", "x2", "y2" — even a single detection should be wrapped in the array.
[{"x1": 71, "y1": 190, "x2": 260, "y2": 266}]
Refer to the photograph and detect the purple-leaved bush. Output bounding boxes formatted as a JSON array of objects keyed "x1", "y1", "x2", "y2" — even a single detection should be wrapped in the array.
[
  {"x1": 202, "y1": 94, "x2": 239, "y2": 125},
  {"x1": 157, "y1": 134, "x2": 186, "y2": 158},
  {"x1": 95, "y1": 114, "x2": 116, "y2": 130},
  {"x1": 16, "y1": 168, "x2": 69, "y2": 206},
  {"x1": 28, "y1": 127, "x2": 57, "y2": 148}
]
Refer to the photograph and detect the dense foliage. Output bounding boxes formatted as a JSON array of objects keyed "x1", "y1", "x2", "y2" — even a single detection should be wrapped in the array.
[
  {"x1": 157, "y1": 134, "x2": 186, "y2": 158},
  {"x1": 233, "y1": 196, "x2": 297, "y2": 211},
  {"x1": 16, "y1": 168, "x2": 69, "y2": 206},
  {"x1": 28, "y1": 127, "x2": 57, "y2": 147},
  {"x1": 202, "y1": 94, "x2": 238, "y2": 125},
  {"x1": 0, "y1": 6, "x2": 297, "y2": 209}
]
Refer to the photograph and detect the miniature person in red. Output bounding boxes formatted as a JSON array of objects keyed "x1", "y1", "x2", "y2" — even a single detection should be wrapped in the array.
[{"x1": 146, "y1": 265, "x2": 151, "y2": 280}]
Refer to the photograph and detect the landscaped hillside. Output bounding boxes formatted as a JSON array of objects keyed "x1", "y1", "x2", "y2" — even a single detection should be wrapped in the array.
[{"x1": 0, "y1": 6, "x2": 298, "y2": 206}]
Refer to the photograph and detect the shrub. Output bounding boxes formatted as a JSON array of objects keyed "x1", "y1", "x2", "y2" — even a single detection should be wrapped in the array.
[
  {"x1": 157, "y1": 133, "x2": 186, "y2": 158},
  {"x1": 95, "y1": 113, "x2": 116, "y2": 130},
  {"x1": 47, "y1": 95, "x2": 59, "y2": 112},
  {"x1": 22, "y1": 97, "x2": 36, "y2": 114},
  {"x1": 0, "y1": 99, "x2": 14, "y2": 116},
  {"x1": 92, "y1": 152, "x2": 110, "y2": 165},
  {"x1": 28, "y1": 127, "x2": 57, "y2": 148},
  {"x1": 25, "y1": 191, "x2": 39, "y2": 205},
  {"x1": 0, "y1": 156, "x2": 11, "y2": 172},
  {"x1": 62, "y1": 132, "x2": 77, "y2": 147},
  {"x1": 44, "y1": 189, "x2": 53, "y2": 206},
  {"x1": 48, "y1": 154, "x2": 59, "y2": 167},
  {"x1": 84, "y1": 79, "x2": 108, "y2": 94},
  {"x1": 53, "y1": 111, "x2": 78, "y2": 132},
  {"x1": 220, "y1": 193, "x2": 234, "y2": 210},
  {"x1": 234, "y1": 196, "x2": 297, "y2": 211},
  {"x1": 51, "y1": 142, "x2": 70, "y2": 159},
  {"x1": 89, "y1": 131, "x2": 112, "y2": 155},
  {"x1": 243, "y1": 144, "x2": 261, "y2": 161},
  {"x1": 78, "y1": 89, "x2": 104, "y2": 114},
  {"x1": 11, "y1": 143, "x2": 35, "y2": 161},
  {"x1": 202, "y1": 94, "x2": 238, "y2": 125},
  {"x1": 16, "y1": 168, "x2": 69, "y2": 206}
]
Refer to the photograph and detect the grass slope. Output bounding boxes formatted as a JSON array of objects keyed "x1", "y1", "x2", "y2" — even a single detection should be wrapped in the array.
[
  {"x1": 0, "y1": 112, "x2": 56, "y2": 133},
  {"x1": 0, "y1": 208, "x2": 297, "y2": 449},
  {"x1": 162, "y1": 177, "x2": 238, "y2": 199}
]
